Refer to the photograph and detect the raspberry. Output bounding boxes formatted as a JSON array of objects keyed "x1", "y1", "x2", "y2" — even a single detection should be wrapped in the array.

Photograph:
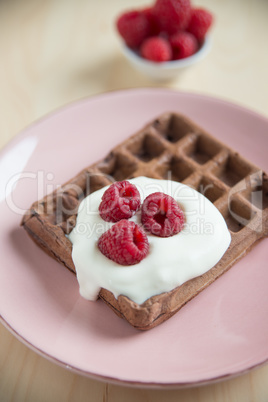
[
  {"x1": 187, "y1": 8, "x2": 213, "y2": 41},
  {"x1": 141, "y1": 192, "x2": 184, "y2": 237},
  {"x1": 98, "y1": 220, "x2": 149, "y2": 265},
  {"x1": 153, "y1": 0, "x2": 191, "y2": 34},
  {"x1": 141, "y1": 7, "x2": 161, "y2": 36},
  {"x1": 140, "y1": 37, "x2": 172, "y2": 62},
  {"x1": 99, "y1": 181, "x2": 141, "y2": 222},
  {"x1": 116, "y1": 10, "x2": 150, "y2": 48},
  {"x1": 170, "y1": 31, "x2": 198, "y2": 59}
]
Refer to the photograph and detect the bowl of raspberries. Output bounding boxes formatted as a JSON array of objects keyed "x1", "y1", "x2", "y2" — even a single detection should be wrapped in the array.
[{"x1": 116, "y1": 0, "x2": 213, "y2": 81}]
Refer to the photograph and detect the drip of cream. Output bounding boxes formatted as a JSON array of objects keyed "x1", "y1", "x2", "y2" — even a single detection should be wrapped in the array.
[{"x1": 68, "y1": 177, "x2": 231, "y2": 305}]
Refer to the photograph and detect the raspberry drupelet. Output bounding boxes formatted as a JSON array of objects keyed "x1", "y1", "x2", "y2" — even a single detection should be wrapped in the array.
[
  {"x1": 141, "y1": 192, "x2": 184, "y2": 237},
  {"x1": 116, "y1": 10, "x2": 150, "y2": 48},
  {"x1": 98, "y1": 220, "x2": 149, "y2": 266},
  {"x1": 153, "y1": 0, "x2": 192, "y2": 34},
  {"x1": 187, "y1": 8, "x2": 214, "y2": 41},
  {"x1": 141, "y1": 37, "x2": 172, "y2": 62},
  {"x1": 170, "y1": 31, "x2": 198, "y2": 60},
  {"x1": 99, "y1": 181, "x2": 141, "y2": 223}
]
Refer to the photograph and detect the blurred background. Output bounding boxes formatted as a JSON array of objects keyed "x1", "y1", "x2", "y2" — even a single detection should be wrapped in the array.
[{"x1": 0, "y1": 0, "x2": 267, "y2": 150}]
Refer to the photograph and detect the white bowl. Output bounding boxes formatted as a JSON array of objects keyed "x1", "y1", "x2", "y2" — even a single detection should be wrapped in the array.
[{"x1": 121, "y1": 36, "x2": 212, "y2": 81}]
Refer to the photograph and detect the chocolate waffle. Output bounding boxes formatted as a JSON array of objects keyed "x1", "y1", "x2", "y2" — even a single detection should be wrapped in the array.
[{"x1": 21, "y1": 112, "x2": 268, "y2": 330}]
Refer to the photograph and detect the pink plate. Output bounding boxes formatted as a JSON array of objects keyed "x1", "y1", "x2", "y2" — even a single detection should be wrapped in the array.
[{"x1": 0, "y1": 89, "x2": 268, "y2": 388}]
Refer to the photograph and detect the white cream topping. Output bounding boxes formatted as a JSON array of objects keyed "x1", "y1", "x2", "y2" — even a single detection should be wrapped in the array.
[{"x1": 68, "y1": 177, "x2": 231, "y2": 305}]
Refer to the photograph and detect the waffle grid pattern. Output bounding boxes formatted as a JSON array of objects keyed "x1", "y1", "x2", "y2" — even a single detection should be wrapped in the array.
[
  {"x1": 22, "y1": 112, "x2": 268, "y2": 329},
  {"x1": 52, "y1": 112, "x2": 268, "y2": 239}
]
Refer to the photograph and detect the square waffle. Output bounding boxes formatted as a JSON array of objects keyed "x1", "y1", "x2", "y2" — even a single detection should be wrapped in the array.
[{"x1": 21, "y1": 112, "x2": 268, "y2": 330}]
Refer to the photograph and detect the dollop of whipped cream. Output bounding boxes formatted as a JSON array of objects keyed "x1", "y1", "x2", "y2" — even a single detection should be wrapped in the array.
[{"x1": 68, "y1": 177, "x2": 231, "y2": 304}]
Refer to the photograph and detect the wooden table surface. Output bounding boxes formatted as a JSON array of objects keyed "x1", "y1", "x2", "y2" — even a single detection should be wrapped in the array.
[{"x1": 1, "y1": 0, "x2": 268, "y2": 400}]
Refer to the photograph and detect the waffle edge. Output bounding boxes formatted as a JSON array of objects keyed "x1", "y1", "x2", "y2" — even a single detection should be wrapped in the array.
[{"x1": 21, "y1": 112, "x2": 268, "y2": 330}]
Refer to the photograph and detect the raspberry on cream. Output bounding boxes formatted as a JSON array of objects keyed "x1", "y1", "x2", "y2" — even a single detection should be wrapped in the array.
[
  {"x1": 98, "y1": 219, "x2": 149, "y2": 265},
  {"x1": 99, "y1": 180, "x2": 141, "y2": 222},
  {"x1": 141, "y1": 191, "x2": 184, "y2": 237},
  {"x1": 68, "y1": 177, "x2": 231, "y2": 305}
]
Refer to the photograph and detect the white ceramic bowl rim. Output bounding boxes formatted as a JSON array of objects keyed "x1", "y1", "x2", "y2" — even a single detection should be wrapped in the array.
[{"x1": 122, "y1": 36, "x2": 212, "y2": 70}]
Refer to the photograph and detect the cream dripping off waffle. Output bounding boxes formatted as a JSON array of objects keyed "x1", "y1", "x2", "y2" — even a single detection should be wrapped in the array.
[{"x1": 21, "y1": 112, "x2": 268, "y2": 330}]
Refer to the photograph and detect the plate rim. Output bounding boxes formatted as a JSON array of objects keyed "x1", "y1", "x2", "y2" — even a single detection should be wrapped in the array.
[
  {"x1": 1, "y1": 88, "x2": 268, "y2": 388},
  {"x1": 1, "y1": 87, "x2": 268, "y2": 158},
  {"x1": 1, "y1": 316, "x2": 268, "y2": 389}
]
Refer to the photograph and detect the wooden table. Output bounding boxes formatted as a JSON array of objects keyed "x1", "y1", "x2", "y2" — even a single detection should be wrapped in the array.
[{"x1": 1, "y1": 0, "x2": 268, "y2": 400}]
